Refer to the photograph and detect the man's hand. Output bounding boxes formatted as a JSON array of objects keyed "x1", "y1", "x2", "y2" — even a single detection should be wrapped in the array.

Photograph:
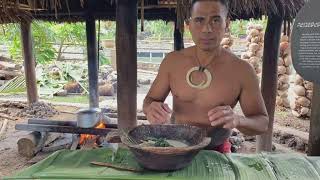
[
  {"x1": 145, "y1": 102, "x2": 172, "y2": 124},
  {"x1": 208, "y1": 105, "x2": 243, "y2": 129}
]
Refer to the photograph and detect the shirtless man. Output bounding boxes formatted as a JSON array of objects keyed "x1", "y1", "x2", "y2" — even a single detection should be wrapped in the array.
[{"x1": 143, "y1": 0, "x2": 269, "y2": 153}]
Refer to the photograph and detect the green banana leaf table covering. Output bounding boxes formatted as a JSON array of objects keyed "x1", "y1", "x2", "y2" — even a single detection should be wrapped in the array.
[{"x1": 5, "y1": 147, "x2": 320, "y2": 180}]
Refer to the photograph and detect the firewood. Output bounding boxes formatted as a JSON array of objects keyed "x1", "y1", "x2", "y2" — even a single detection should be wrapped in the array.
[
  {"x1": 17, "y1": 131, "x2": 42, "y2": 157},
  {"x1": 17, "y1": 132, "x2": 50, "y2": 157},
  {"x1": 0, "y1": 113, "x2": 19, "y2": 121}
]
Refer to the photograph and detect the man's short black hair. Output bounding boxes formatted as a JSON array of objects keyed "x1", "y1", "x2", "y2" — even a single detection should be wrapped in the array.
[{"x1": 191, "y1": 0, "x2": 229, "y2": 15}]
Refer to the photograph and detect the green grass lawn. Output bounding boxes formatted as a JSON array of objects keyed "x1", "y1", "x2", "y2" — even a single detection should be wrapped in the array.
[{"x1": 44, "y1": 95, "x2": 89, "y2": 104}]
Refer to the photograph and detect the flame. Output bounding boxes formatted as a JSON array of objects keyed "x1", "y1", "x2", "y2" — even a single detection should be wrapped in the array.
[{"x1": 79, "y1": 121, "x2": 106, "y2": 145}]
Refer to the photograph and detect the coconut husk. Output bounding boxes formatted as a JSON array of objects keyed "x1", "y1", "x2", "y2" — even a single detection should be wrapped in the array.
[
  {"x1": 290, "y1": 100, "x2": 297, "y2": 109},
  {"x1": 278, "y1": 90, "x2": 288, "y2": 98},
  {"x1": 249, "y1": 56, "x2": 260, "y2": 64},
  {"x1": 251, "y1": 36, "x2": 260, "y2": 43},
  {"x1": 278, "y1": 66, "x2": 287, "y2": 74},
  {"x1": 278, "y1": 57, "x2": 284, "y2": 66},
  {"x1": 304, "y1": 81, "x2": 313, "y2": 90},
  {"x1": 294, "y1": 75, "x2": 304, "y2": 85},
  {"x1": 249, "y1": 29, "x2": 260, "y2": 37},
  {"x1": 256, "y1": 49, "x2": 263, "y2": 58},
  {"x1": 98, "y1": 83, "x2": 114, "y2": 96},
  {"x1": 306, "y1": 90, "x2": 313, "y2": 100},
  {"x1": 292, "y1": 110, "x2": 301, "y2": 117},
  {"x1": 247, "y1": 51, "x2": 255, "y2": 57},
  {"x1": 63, "y1": 82, "x2": 82, "y2": 93},
  {"x1": 254, "y1": 24, "x2": 264, "y2": 31},
  {"x1": 300, "y1": 107, "x2": 310, "y2": 116},
  {"x1": 293, "y1": 85, "x2": 306, "y2": 96},
  {"x1": 249, "y1": 43, "x2": 260, "y2": 52},
  {"x1": 297, "y1": 96, "x2": 311, "y2": 107},
  {"x1": 246, "y1": 35, "x2": 252, "y2": 41},
  {"x1": 278, "y1": 83, "x2": 290, "y2": 91},
  {"x1": 279, "y1": 74, "x2": 290, "y2": 84},
  {"x1": 281, "y1": 35, "x2": 289, "y2": 43},
  {"x1": 241, "y1": 53, "x2": 250, "y2": 59},
  {"x1": 280, "y1": 42, "x2": 289, "y2": 53}
]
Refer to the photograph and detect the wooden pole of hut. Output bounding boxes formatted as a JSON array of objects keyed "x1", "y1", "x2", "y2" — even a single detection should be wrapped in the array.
[
  {"x1": 308, "y1": 84, "x2": 320, "y2": 156},
  {"x1": 86, "y1": 12, "x2": 99, "y2": 108},
  {"x1": 20, "y1": 21, "x2": 38, "y2": 104},
  {"x1": 256, "y1": 15, "x2": 283, "y2": 152},
  {"x1": 174, "y1": 20, "x2": 184, "y2": 51},
  {"x1": 116, "y1": 0, "x2": 138, "y2": 130}
]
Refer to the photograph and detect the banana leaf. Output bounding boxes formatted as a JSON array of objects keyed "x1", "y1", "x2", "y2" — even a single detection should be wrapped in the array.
[
  {"x1": 9, "y1": 148, "x2": 319, "y2": 180},
  {"x1": 262, "y1": 153, "x2": 320, "y2": 180}
]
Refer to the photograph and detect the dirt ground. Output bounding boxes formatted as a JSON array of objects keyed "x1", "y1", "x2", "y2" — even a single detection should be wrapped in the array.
[
  {"x1": 274, "y1": 106, "x2": 310, "y2": 132},
  {"x1": 0, "y1": 104, "x2": 79, "y2": 178},
  {"x1": 0, "y1": 101, "x2": 311, "y2": 178}
]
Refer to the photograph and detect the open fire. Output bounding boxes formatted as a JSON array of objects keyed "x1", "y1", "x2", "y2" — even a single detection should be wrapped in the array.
[{"x1": 79, "y1": 121, "x2": 106, "y2": 145}]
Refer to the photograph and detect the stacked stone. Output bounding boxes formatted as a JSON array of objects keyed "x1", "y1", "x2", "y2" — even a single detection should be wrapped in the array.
[
  {"x1": 220, "y1": 33, "x2": 233, "y2": 50},
  {"x1": 241, "y1": 23, "x2": 264, "y2": 75},
  {"x1": 276, "y1": 35, "x2": 292, "y2": 108},
  {"x1": 290, "y1": 74, "x2": 313, "y2": 118}
]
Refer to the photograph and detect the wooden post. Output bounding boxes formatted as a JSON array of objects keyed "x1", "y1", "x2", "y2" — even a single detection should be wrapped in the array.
[
  {"x1": 283, "y1": 20, "x2": 287, "y2": 35},
  {"x1": 116, "y1": 0, "x2": 137, "y2": 130},
  {"x1": 20, "y1": 21, "x2": 38, "y2": 104},
  {"x1": 308, "y1": 83, "x2": 320, "y2": 156},
  {"x1": 86, "y1": 14, "x2": 99, "y2": 108},
  {"x1": 174, "y1": 20, "x2": 184, "y2": 51},
  {"x1": 256, "y1": 15, "x2": 283, "y2": 152}
]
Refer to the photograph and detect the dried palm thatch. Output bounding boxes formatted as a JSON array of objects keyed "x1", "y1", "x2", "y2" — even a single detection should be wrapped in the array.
[
  {"x1": 0, "y1": 0, "x2": 33, "y2": 23},
  {"x1": 0, "y1": 0, "x2": 308, "y2": 26}
]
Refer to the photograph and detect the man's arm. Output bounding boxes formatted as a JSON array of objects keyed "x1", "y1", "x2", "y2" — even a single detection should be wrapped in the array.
[
  {"x1": 208, "y1": 61, "x2": 269, "y2": 135},
  {"x1": 237, "y1": 62, "x2": 269, "y2": 135},
  {"x1": 143, "y1": 54, "x2": 172, "y2": 124}
]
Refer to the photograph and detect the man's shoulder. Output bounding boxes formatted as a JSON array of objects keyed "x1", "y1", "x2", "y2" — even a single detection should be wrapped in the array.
[
  {"x1": 166, "y1": 46, "x2": 194, "y2": 59},
  {"x1": 162, "y1": 46, "x2": 194, "y2": 65}
]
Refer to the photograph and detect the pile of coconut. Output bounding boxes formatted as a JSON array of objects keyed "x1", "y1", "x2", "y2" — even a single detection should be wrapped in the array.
[
  {"x1": 276, "y1": 35, "x2": 292, "y2": 108},
  {"x1": 241, "y1": 23, "x2": 264, "y2": 76},
  {"x1": 290, "y1": 74, "x2": 313, "y2": 118},
  {"x1": 220, "y1": 32, "x2": 233, "y2": 50}
]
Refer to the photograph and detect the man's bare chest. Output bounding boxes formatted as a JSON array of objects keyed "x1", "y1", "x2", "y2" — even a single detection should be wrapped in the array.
[{"x1": 169, "y1": 67, "x2": 241, "y2": 107}]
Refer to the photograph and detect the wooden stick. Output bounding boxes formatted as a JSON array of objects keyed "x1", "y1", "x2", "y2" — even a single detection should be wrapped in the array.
[
  {"x1": 90, "y1": 161, "x2": 142, "y2": 172},
  {"x1": 0, "y1": 113, "x2": 19, "y2": 121},
  {"x1": 0, "y1": 119, "x2": 8, "y2": 140}
]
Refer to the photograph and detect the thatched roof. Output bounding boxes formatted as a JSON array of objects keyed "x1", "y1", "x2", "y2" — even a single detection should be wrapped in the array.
[{"x1": 0, "y1": 0, "x2": 308, "y2": 26}]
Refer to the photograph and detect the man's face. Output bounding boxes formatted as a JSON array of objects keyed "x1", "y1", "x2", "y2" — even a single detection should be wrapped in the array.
[{"x1": 188, "y1": 1, "x2": 230, "y2": 51}]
